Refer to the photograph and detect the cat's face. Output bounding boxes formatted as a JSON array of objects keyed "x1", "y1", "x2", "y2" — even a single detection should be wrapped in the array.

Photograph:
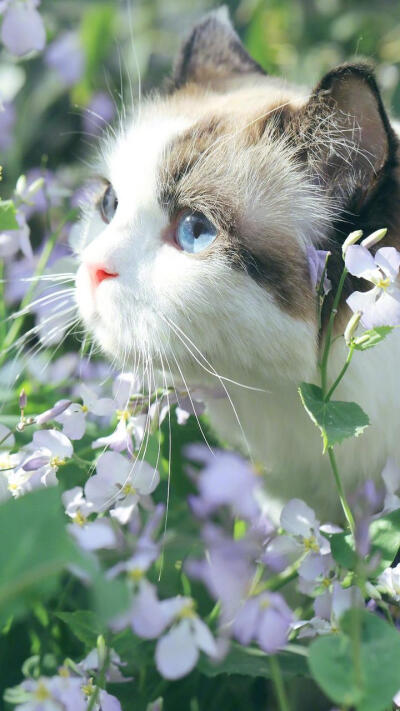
[{"x1": 75, "y1": 8, "x2": 395, "y2": 388}]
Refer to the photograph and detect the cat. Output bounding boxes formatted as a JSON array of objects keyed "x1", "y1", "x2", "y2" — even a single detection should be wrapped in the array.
[{"x1": 74, "y1": 6, "x2": 400, "y2": 523}]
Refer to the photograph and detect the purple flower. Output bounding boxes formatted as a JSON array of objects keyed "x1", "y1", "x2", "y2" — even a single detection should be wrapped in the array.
[
  {"x1": 84, "y1": 451, "x2": 160, "y2": 524},
  {"x1": 78, "y1": 647, "x2": 131, "y2": 683},
  {"x1": 45, "y1": 32, "x2": 85, "y2": 87},
  {"x1": 186, "y1": 524, "x2": 257, "y2": 626},
  {"x1": 187, "y1": 445, "x2": 262, "y2": 520},
  {"x1": 22, "y1": 429, "x2": 73, "y2": 485},
  {"x1": 345, "y1": 244, "x2": 400, "y2": 327},
  {"x1": 233, "y1": 592, "x2": 293, "y2": 654},
  {"x1": 35, "y1": 399, "x2": 71, "y2": 426},
  {"x1": 1, "y1": 0, "x2": 46, "y2": 57},
  {"x1": 265, "y1": 499, "x2": 331, "y2": 577},
  {"x1": 295, "y1": 582, "x2": 363, "y2": 638},
  {"x1": 55, "y1": 384, "x2": 114, "y2": 441},
  {"x1": 0, "y1": 100, "x2": 15, "y2": 150},
  {"x1": 83, "y1": 91, "x2": 115, "y2": 135},
  {"x1": 18, "y1": 673, "x2": 86, "y2": 711},
  {"x1": 306, "y1": 246, "x2": 331, "y2": 294}
]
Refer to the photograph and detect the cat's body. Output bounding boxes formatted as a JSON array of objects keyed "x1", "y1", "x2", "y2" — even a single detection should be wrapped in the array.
[{"x1": 75, "y1": 7, "x2": 400, "y2": 523}]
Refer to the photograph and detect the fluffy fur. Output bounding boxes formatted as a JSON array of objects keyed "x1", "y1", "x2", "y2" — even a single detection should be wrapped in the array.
[{"x1": 75, "y1": 8, "x2": 400, "y2": 522}]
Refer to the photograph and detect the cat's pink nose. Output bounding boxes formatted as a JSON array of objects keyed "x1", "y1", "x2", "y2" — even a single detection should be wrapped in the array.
[{"x1": 88, "y1": 264, "x2": 119, "y2": 288}]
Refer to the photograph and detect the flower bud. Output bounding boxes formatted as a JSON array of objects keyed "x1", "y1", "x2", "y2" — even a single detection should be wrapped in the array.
[
  {"x1": 361, "y1": 227, "x2": 387, "y2": 250},
  {"x1": 344, "y1": 311, "x2": 362, "y2": 345},
  {"x1": 342, "y1": 230, "x2": 363, "y2": 256},
  {"x1": 27, "y1": 177, "x2": 44, "y2": 197},
  {"x1": 19, "y1": 388, "x2": 27, "y2": 409},
  {"x1": 15, "y1": 174, "x2": 26, "y2": 196},
  {"x1": 35, "y1": 399, "x2": 71, "y2": 425}
]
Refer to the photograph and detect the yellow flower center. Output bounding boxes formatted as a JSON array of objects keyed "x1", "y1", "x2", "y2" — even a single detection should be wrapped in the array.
[
  {"x1": 117, "y1": 409, "x2": 130, "y2": 422},
  {"x1": 81, "y1": 405, "x2": 89, "y2": 413},
  {"x1": 259, "y1": 598, "x2": 271, "y2": 610},
  {"x1": 50, "y1": 456, "x2": 66, "y2": 469},
  {"x1": 322, "y1": 577, "x2": 331, "y2": 588},
  {"x1": 58, "y1": 666, "x2": 70, "y2": 678},
  {"x1": 73, "y1": 510, "x2": 87, "y2": 527},
  {"x1": 303, "y1": 536, "x2": 319, "y2": 552},
  {"x1": 372, "y1": 275, "x2": 391, "y2": 290},
  {"x1": 0, "y1": 453, "x2": 12, "y2": 469},
  {"x1": 34, "y1": 681, "x2": 51, "y2": 701},
  {"x1": 178, "y1": 601, "x2": 196, "y2": 619},
  {"x1": 82, "y1": 678, "x2": 95, "y2": 697},
  {"x1": 122, "y1": 483, "x2": 136, "y2": 496},
  {"x1": 128, "y1": 568, "x2": 143, "y2": 582}
]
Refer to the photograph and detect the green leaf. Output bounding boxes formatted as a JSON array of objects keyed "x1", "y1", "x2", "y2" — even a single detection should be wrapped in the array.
[
  {"x1": 309, "y1": 609, "x2": 400, "y2": 711},
  {"x1": 329, "y1": 531, "x2": 357, "y2": 569},
  {"x1": 299, "y1": 383, "x2": 369, "y2": 451},
  {"x1": 353, "y1": 327, "x2": 394, "y2": 351},
  {"x1": 0, "y1": 488, "x2": 76, "y2": 622},
  {"x1": 55, "y1": 611, "x2": 105, "y2": 648},
  {"x1": 369, "y1": 509, "x2": 400, "y2": 574},
  {"x1": 0, "y1": 200, "x2": 18, "y2": 231},
  {"x1": 199, "y1": 643, "x2": 309, "y2": 679}
]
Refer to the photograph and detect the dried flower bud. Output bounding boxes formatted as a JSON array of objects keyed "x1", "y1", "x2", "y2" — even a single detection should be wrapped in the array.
[
  {"x1": 344, "y1": 311, "x2": 362, "y2": 345},
  {"x1": 19, "y1": 389, "x2": 27, "y2": 409},
  {"x1": 361, "y1": 228, "x2": 387, "y2": 250},
  {"x1": 342, "y1": 230, "x2": 363, "y2": 257}
]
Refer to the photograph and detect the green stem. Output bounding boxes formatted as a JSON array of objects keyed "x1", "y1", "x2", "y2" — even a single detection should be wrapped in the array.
[
  {"x1": 258, "y1": 558, "x2": 303, "y2": 593},
  {"x1": 327, "y1": 447, "x2": 355, "y2": 536},
  {"x1": 320, "y1": 267, "x2": 348, "y2": 395},
  {"x1": 0, "y1": 209, "x2": 76, "y2": 367},
  {"x1": 269, "y1": 655, "x2": 290, "y2": 711},
  {"x1": 325, "y1": 345, "x2": 355, "y2": 401},
  {"x1": 86, "y1": 644, "x2": 110, "y2": 711},
  {"x1": 0, "y1": 260, "x2": 6, "y2": 347}
]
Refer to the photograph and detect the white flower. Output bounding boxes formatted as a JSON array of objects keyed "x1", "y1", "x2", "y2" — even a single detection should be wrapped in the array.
[
  {"x1": 155, "y1": 598, "x2": 217, "y2": 680},
  {"x1": 23, "y1": 429, "x2": 73, "y2": 485},
  {"x1": 84, "y1": 451, "x2": 159, "y2": 524},
  {"x1": 378, "y1": 563, "x2": 400, "y2": 602}
]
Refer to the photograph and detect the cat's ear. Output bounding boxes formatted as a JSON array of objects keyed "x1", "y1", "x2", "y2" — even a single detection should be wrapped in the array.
[
  {"x1": 298, "y1": 63, "x2": 397, "y2": 209},
  {"x1": 173, "y1": 6, "x2": 265, "y2": 89}
]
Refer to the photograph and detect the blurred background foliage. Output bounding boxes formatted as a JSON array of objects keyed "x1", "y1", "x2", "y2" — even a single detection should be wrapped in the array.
[{"x1": 2, "y1": 0, "x2": 400, "y2": 195}]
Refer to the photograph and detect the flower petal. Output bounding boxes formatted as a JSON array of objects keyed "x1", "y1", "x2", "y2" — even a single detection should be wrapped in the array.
[
  {"x1": 280, "y1": 498, "x2": 317, "y2": 538},
  {"x1": 345, "y1": 245, "x2": 377, "y2": 280},
  {"x1": 155, "y1": 619, "x2": 199, "y2": 680}
]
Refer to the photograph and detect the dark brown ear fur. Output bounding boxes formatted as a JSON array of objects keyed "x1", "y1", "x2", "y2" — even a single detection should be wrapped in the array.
[
  {"x1": 173, "y1": 6, "x2": 265, "y2": 90},
  {"x1": 294, "y1": 62, "x2": 397, "y2": 212}
]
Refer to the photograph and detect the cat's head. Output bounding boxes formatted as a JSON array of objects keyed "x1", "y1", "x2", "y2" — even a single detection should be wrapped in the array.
[{"x1": 75, "y1": 7, "x2": 397, "y2": 388}]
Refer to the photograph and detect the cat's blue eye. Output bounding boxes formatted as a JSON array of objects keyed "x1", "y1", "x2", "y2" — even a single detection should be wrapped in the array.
[
  {"x1": 100, "y1": 183, "x2": 118, "y2": 224},
  {"x1": 176, "y1": 212, "x2": 218, "y2": 254}
]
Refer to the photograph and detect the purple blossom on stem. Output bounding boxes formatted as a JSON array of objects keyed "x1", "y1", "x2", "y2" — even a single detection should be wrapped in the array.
[
  {"x1": 83, "y1": 91, "x2": 115, "y2": 135},
  {"x1": 233, "y1": 591, "x2": 293, "y2": 654},
  {"x1": 45, "y1": 32, "x2": 85, "y2": 86},
  {"x1": 186, "y1": 445, "x2": 262, "y2": 520},
  {"x1": 0, "y1": 212, "x2": 32, "y2": 261},
  {"x1": 0, "y1": 100, "x2": 15, "y2": 150},
  {"x1": 22, "y1": 429, "x2": 73, "y2": 485},
  {"x1": 306, "y1": 246, "x2": 331, "y2": 294},
  {"x1": 1, "y1": 0, "x2": 46, "y2": 57}
]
